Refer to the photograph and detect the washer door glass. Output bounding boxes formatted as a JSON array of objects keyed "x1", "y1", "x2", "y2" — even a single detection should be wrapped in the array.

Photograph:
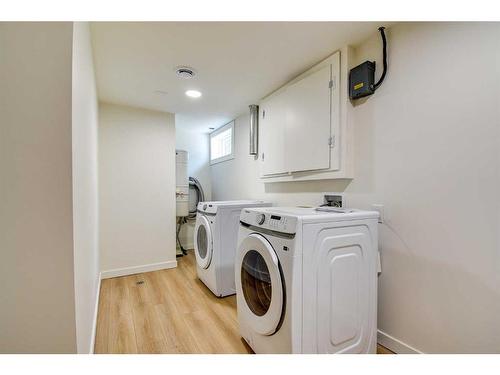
[
  {"x1": 197, "y1": 225, "x2": 208, "y2": 259},
  {"x1": 194, "y1": 215, "x2": 212, "y2": 269},
  {"x1": 236, "y1": 233, "x2": 284, "y2": 336},
  {"x1": 241, "y1": 250, "x2": 272, "y2": 316}
]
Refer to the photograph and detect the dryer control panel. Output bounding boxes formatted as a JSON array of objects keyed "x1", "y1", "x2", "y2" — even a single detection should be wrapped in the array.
[{"x1": 240, "y1": 209, "x2": 298, "y2": 235}]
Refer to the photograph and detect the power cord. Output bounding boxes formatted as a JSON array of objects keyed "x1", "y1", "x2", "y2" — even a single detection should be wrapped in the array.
[
  {"x1": 373, "y1": 27, "x2": 387, "y2": 91},
  {"x1": 176, "y1": 217, "x2": 187, "y2": 257}
]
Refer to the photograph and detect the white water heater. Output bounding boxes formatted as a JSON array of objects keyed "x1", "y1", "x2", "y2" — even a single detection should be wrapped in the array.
[{"x1": 175, "y1": 150, "x2": 189, "y2": 217}]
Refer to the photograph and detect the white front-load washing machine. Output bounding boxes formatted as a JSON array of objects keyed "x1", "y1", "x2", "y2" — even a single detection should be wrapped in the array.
[
  {"x1": 235, "y1": 206, "x2": 379, "y2": 353},
  {"x1": 194, "y1": 200, "x2": 271, "y2": 297}
]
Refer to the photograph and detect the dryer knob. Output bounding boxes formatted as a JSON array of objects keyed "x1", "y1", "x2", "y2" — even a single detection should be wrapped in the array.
[{"x1": 256, "y1": 213, "x2": 266, "y2": 225}]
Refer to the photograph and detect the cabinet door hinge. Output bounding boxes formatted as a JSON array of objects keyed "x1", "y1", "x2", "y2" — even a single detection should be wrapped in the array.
[
  {"x1": 328, "y1": 136, "x2": 335, "y2": 148},
  {"x1": 329, "y1": 78, "x2": 336, "y2": 90}
]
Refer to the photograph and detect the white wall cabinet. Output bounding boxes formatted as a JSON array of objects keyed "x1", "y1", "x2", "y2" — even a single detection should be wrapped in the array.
[
  {"x1": 259, "y1": 50, "x2": 352, "y2": 182},
  {"x1": 260, "y1": 92, "x2": 287, "y2": 176}
]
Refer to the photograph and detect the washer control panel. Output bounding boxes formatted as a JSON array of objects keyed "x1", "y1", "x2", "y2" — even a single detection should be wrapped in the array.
[
  {"x1": 268, "y1": 214, "x2": 286, "y2": 229},
  {"x1": 197, "y1": 201, "x2": 217, "y2": 214},
  {"x1": 240, "y1": 209, "x2": 297, "y2": 235}
]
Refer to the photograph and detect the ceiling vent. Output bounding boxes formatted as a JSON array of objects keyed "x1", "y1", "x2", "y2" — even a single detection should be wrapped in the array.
[{"x1": 175, "y1": 66, "x2": 196, "y2": 79}]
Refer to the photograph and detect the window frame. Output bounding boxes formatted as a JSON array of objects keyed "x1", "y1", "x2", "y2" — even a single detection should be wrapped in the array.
[{"x1": 209, "y1": 120, "x2": 235, "y2": 165}]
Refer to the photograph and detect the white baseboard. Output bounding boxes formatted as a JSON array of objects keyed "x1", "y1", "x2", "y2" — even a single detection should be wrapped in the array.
[
  {"x1": 101, "y1": 260, "x2": 177, "y2": 279},
  {"x1": 378, "y1": 329, "x2": 423, "y2": 354},
  {"x1": 89, "y1": 271, "x2": 102, "y2": 354}
]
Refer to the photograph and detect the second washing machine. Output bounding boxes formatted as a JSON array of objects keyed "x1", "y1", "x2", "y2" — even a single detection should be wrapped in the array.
[{"x1": 194, "y1": 200, "x2": 271, "y2": 297}]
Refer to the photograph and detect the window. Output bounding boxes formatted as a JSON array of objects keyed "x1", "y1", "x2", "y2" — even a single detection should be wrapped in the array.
[{"x1": 210, "y1": 121, "x2": 234, "y2": 164}]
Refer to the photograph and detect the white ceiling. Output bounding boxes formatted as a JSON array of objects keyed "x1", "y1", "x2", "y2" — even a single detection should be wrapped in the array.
[{"x1": 91, "y1": 22, "x2": 382, "y2": 133}]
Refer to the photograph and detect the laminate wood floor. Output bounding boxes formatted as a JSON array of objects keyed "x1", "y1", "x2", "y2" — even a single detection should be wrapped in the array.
[{"x1": 94, "y1": 250, "x2": 394, "y2": 354}]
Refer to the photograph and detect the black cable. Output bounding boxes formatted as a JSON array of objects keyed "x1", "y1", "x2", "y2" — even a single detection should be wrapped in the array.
[
  {"x1": 373, "y1": 27, "x2": 387, "y2": 90},
  {"x1": 176, "y1": 217, "x2": 187, "y2": 256}
]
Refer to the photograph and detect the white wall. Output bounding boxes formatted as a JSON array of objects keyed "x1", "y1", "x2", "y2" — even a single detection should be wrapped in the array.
[
  {"x1": 175, "y1": 126, "x2": 212, "y2": 248},
  {"x1": 99, "y1": 103, "x2": 177, "y2": 276},
  {"x1": 72, "y1": 22, "x2": 100, "y2": 354},
  {"x1": 211, "y1": 22, "x2": 500, "y2": 353},
  {"x1": 0, "y1": 22, "x2": 77, "y2": 353}
]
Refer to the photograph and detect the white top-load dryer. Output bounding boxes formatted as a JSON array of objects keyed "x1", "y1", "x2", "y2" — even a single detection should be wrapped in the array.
[
  {"x1": 194, "y1": 200, "x2": 271, "y2": 297},
  {"x1": 235, "y1": 206, "x2": 379, "y2": 353}
]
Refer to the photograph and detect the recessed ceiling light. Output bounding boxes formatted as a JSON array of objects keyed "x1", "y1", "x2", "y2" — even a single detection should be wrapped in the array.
[{"x1": 185, "y1": 90, "x2": 202, "y2": 98}]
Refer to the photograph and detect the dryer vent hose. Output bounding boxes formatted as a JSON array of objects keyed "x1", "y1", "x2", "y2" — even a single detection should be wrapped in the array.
[
  {"x1": 177, "y1": 176, "x2": 205, "y2": 256},
  {"x1": 188, "y1": 176, "x2": 205, "y2": 219}
]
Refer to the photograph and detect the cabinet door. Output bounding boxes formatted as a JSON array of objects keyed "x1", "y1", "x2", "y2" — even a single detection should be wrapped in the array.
[
  {"x1": 285, "y1": 64, "x2": 332, "y2": 173},
  {"x1": 260, "y1": 91, "x2": 288, "y2": 176}
]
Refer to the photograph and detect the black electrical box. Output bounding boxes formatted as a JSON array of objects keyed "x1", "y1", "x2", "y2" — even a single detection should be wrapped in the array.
[{"x1": 349, "y1": 61, "x2": 376, "y2": 100}]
